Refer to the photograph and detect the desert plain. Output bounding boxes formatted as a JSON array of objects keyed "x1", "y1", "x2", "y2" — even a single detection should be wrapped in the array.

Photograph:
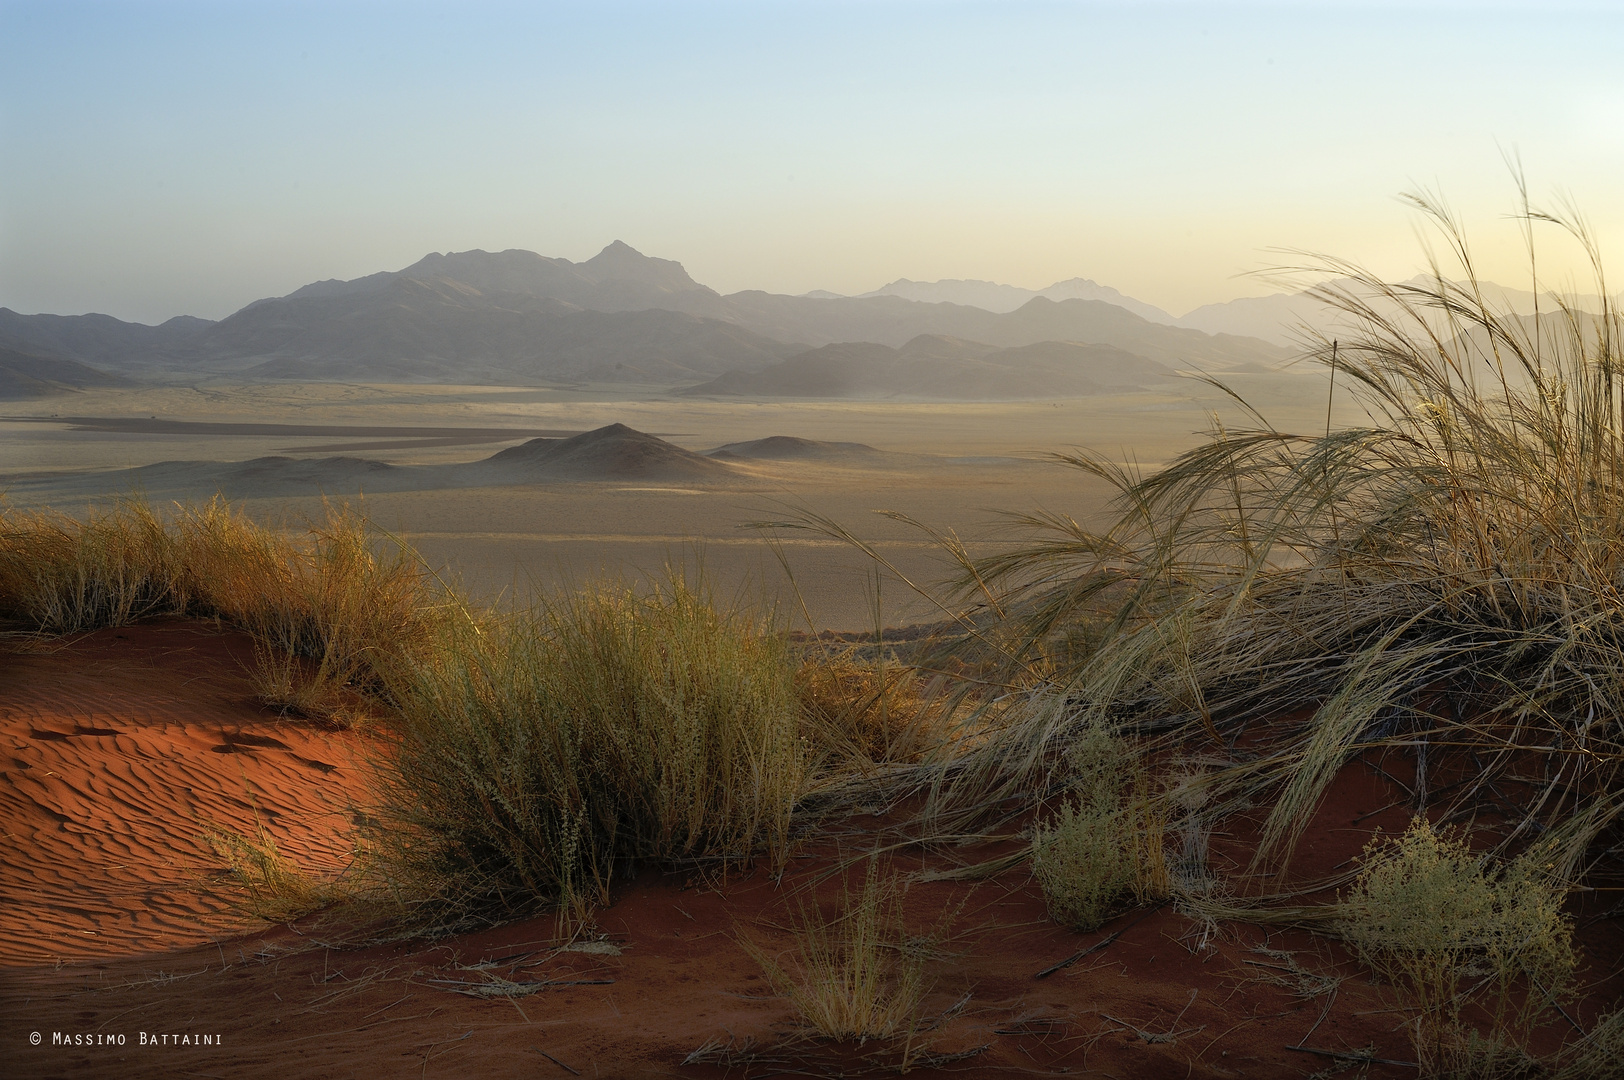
[
  {"x1": 0, "y1": 373, "x2": 1348, "y2": 628},
  {"x1": 3, "y1": 374, "x2": 1621, "y2": 1080}
]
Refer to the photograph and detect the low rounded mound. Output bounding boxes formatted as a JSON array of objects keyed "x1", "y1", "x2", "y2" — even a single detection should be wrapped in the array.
[
  {"x1": 704, "y1": 435, "x2": 886, "y2": 461},
  {"x1": 484, "y1": 422, "x2": 739, "y2": 482},
  {"x1": 116, "y1": 455, "x2": 405, "y2": 499},
  {"x1": 228, "y1": 455, "x2": 400, "y2": 481}
]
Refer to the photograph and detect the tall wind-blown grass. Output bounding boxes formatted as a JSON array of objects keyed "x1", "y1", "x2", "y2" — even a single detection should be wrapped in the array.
[
  {"x1": 374, "y1": 572, "x2": 805, "y2": 922},
  {"x1": 938, "y1": 188, "x2": 1624, "y2": 887}
]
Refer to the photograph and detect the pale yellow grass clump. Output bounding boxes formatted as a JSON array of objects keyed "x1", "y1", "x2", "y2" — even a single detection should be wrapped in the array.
[
  {"x1": 376, "y1": 571, "x2": 806, "y2": 921},
  {"x1": 0, "y1": 498, "x2": 183, "y2": 632},
  {"x1": 201, "y1": 821, "x2": 348, "y2": 925},
  {"x1": 740, "y1": 859, "x2": 934, "y2": 1044},
  {"x1": 0, "y1": 497, "x2": 449, "y2": 727},
  {"x1": 795, "y1": 651, "x2": 950, "y2": 766}
]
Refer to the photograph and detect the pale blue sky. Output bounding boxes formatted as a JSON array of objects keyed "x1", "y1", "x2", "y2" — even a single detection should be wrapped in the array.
[{"x1": 3, "y1": 1, "x2": 1621, "y2": 323}]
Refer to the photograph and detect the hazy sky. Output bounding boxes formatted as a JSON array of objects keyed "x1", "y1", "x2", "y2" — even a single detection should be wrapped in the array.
[{"x1": 3, "y1": 1, "x2": 1622, "y2": 324}]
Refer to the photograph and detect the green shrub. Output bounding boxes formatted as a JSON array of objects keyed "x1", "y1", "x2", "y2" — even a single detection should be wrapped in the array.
[
  {"x1": 1031, "y1": 722, "x2": 1166, "y2": 931},
  {"x1": 1032, "y1": 795, "x2": 1133, "y2": 933},
  {"x1": 377, "y1": 572, "x2": 805, "y2": 920},
  {"x1": 1338, "y1": 820, "x2": 1576, "y2": 1077}
]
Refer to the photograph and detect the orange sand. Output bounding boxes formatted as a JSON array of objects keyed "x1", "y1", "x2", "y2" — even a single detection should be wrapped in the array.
[{"x1": 2, "y1": 623, "x2": 1619, "y2": 1078}]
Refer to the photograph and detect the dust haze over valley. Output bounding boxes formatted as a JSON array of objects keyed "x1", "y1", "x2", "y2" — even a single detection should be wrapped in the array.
[{"x1": 0, "y1": 240, "x2": 1367, "y2": 629}]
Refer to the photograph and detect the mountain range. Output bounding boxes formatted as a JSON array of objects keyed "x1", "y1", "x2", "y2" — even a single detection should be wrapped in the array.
[
  {"x1": 855, "y1": 277, "x2": 1175, "y2": 324},
  {"x1": 11, "y1": 241, "x2": 1609, "y2": 399},
  {"x1": 0, "y1": 346, "x2": 134, "y2": 400},
  {"x1": 683, "y1": 335, "x2": 1179, "y2": 399},
  {"x1": 862, "y1": 274, "x2": 1624, "y2": 348},
  {"x1": 0, "y1": 242, "x2": 1301, "y2": 398}
]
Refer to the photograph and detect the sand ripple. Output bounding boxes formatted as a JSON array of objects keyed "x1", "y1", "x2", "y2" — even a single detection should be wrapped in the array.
[{"x1": 0, "y1": 622, "x2": 371, "y2": 965}]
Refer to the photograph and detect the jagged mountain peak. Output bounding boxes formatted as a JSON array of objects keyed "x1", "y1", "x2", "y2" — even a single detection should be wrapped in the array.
[
  {"x1": 277, "y1": 241, "x2": 720, "y2": 314},
  {"x1": 578, "y1": 241, "x2": 711, "y2": 295}
]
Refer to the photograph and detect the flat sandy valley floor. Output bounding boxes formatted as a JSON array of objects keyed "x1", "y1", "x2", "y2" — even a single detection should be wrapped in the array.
[
  {"x1": 6, "y1": 377, "x2": 1623, "y2": 1080},
  {"x1": 0, "y1": 374, "x2": 1349, "y2": 629}
]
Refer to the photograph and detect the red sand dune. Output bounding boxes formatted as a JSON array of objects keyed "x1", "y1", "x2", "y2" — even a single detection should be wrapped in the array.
[
  {"x1": 2, "y1": 623, "x2": 1619, "y2": 1078},
  {"x1": 0, "y1": 623, "x2": 371, "y2": 964}
]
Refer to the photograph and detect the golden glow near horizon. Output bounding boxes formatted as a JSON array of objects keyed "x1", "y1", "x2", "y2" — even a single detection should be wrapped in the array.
[{"x1": 2, "y1": 2, "x2": 1620, "y2": 323}]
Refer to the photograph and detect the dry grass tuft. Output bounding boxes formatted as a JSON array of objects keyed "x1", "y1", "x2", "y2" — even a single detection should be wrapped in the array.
[
  {"x1": 202, "y1": 821, "x2": 346, "y2": 925},
  {"x1": 0, "y1": 498, "x2": 182, "y2": 633},
  {"x1": 374, "y1": 570, "x2": 805, "y2": 922},
  {"x1": 796, "y1": 652, "x2": 950, "y2": 766},
  {"x1": 740, "y1": 858, "x2": 934, "y2": 1045},
  {"x1": 0, "y1": 497, "x2": 450, "y2": 726}
]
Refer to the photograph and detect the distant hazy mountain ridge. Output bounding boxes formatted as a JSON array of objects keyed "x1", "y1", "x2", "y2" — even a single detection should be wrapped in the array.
[
  {"x1": 0, "y1": 346, "x2": 134, "y2": 399},
  {"x1": 682, "y1": 334, "x2": 1178, "y2": 400},
  {"x1": 288, "y1": 241, "x2": 725, "y2": 316},
  {"x1": 0, "y1": 242, "x2": 1294, "y2": 393},
  {"x1": 862, "y1": 277, "x2": 1176, "y2": 324},
  {"x1": 1177, "y1": 275, "x2": 1624, "y2": 347},
  {"x1": 0, "y1": 308, "x2": 214, "y2": 371},
  {"x1": 208, "y1": 274, "x2": 798, "y2": 383}
]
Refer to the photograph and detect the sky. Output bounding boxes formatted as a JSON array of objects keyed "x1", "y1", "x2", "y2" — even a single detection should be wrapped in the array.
[{"x1": 2, "y1": 0, "x2": 1622, "y2": 325}]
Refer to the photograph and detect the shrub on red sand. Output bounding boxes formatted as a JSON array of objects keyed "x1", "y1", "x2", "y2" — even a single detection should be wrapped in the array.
[{"x1": 375, "y1": 573, "x2": 805, "y2": 923}]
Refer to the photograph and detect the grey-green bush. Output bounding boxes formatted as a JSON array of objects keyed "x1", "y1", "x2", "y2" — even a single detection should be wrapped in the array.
[
  {"x1": 1339, "y1": 820, "x2": 1575, "y2": 1077},
  {"x1": 1030, "y1": 722, "x2": 1162, "y2": 931}
]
